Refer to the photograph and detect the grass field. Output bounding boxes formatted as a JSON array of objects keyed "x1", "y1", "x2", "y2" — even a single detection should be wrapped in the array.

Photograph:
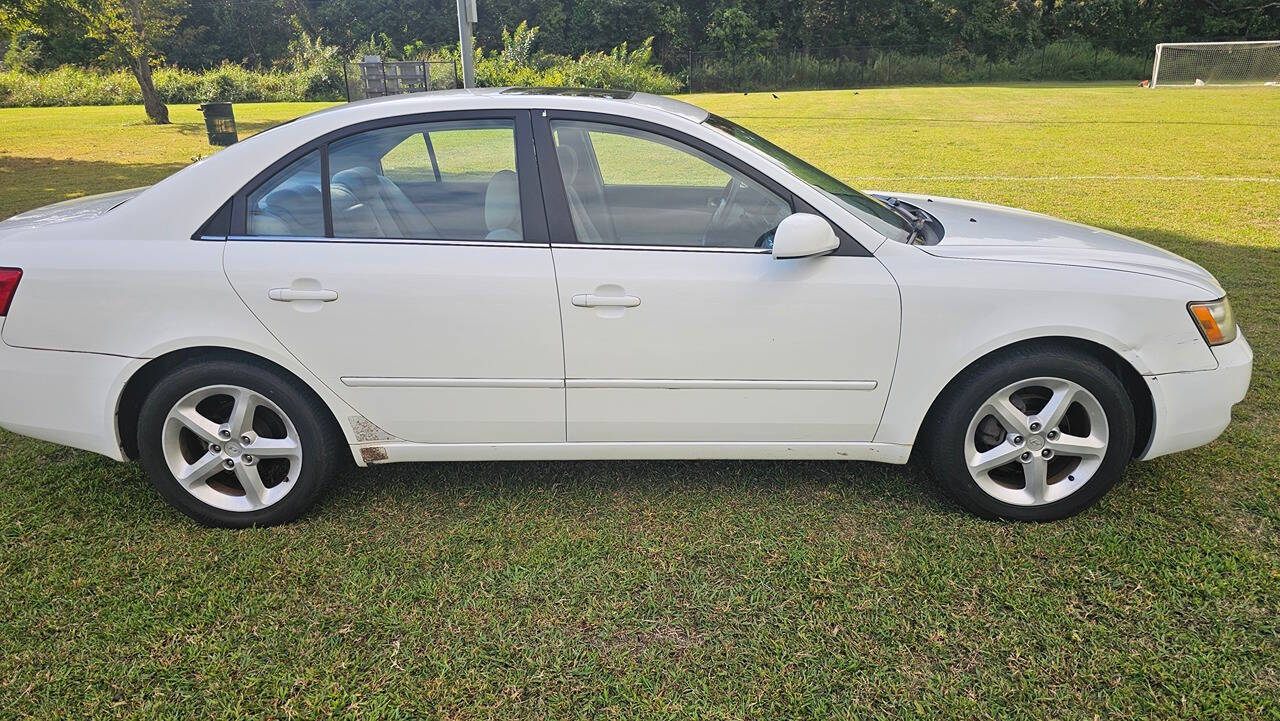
[{"x1": 1, "y1": 85, "x2": 1277, "y2": 719}]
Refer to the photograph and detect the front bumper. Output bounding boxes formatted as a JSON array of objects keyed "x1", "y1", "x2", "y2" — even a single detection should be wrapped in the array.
[
  {"x1": 0, "y1": 327, "x2": 135, "y2": 461},
  {"x1": 1139, "y1": 331, "x2": 1253, "y2": 460}
]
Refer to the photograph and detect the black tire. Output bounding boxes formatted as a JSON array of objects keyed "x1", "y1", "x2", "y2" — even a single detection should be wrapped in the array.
[
  {"x1": 137, "y1": 359, "x2": 343, "y2": 528},
  {"x1": 922, "y1": 346, "x2": 1136, "y2": 521}
]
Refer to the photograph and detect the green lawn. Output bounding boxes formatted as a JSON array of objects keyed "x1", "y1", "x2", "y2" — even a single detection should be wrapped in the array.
[{"x1": 1, "y1": 85, "x2": 1278, "y2": 719}]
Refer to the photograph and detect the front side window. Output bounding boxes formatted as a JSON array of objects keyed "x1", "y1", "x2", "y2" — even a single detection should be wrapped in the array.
[
  {"x1": 703, "y1": 114, "x2": 912, "y2": 243},
  {"x1": 551, "y1": 120, "x2": 790, "y2": 248},
  {"x1": 244, "y1": 118, "x2": 522, "y2": 242}
]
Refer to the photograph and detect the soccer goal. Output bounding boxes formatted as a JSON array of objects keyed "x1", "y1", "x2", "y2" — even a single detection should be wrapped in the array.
[{"x1": 1150, "y1": 40, "x2": 1280, "y2": 87}]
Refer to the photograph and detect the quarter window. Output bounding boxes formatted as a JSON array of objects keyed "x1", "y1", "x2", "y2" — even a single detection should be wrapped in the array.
[
  {"x1": 550, "y1": 120, "x2": 791, "y2": 248},
  {"x1": 245, "y1": 150, "x2": 324, "y2": 237}
]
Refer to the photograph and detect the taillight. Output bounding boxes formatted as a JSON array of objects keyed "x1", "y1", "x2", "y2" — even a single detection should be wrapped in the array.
[{"x1": 0, "y1": 268, "x2": 21, "y2": 316}]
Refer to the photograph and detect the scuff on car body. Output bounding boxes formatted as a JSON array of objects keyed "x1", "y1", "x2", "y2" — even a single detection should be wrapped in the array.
[
  {"x1": 360, "y1": 446, "x2": 390, "y2": 463},
  {"x1": 348, "y1": 415, "x2": 396, "y2": 443}
]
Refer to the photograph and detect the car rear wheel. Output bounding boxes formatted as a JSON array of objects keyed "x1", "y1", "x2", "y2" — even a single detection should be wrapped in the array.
[
  {"x1": 137, "y1": 359, "x2": 342, "y2": 527},
  {"x1": 924, "y1": 347, "x2": 1136, "y2": 521}
]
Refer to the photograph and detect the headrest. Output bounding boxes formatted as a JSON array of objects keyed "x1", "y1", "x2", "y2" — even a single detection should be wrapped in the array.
[
  {"x1": 557, "y1": 146, "x2": 579, "y2": 185},
  {"x1": 330, "y1": 166, "x2": 380, "y2": 195},
  {"x1": 258, "y1": 184, "x2": 323, "y2": 235},
  {"x1": 484, "y1": 170, "x2": 520, "y2": 234}
]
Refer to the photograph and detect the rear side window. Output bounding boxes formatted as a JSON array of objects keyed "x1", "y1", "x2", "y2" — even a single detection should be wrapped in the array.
[
  {"x1": 243, "y1": 119, "x2": 521, "y2": 242},
  {"x1": 245, "y1": 150, "x2": 324, "y2": 237},
  {"x1": 429, "y1": 126, "x2": 516, "y2": 181},
  {"x1": 381, "y1": 134, "x2": 438, "y2": 184},
  {"x1": 328, "y1": 119, "x2": 520, "y2": 241}
]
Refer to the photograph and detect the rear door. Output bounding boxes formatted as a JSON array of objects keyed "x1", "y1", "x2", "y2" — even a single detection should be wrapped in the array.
[{"x1": 222, "y1": 110, "x2": 566, "y2": 444}]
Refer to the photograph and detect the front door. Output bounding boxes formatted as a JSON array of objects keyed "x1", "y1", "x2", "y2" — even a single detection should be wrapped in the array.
[
  {"x1": 539, "y1": 115, "x2": 901, "y2": 443},
  {"x1": 223, "y1": 111, "x2": 565, "y2": 444}
]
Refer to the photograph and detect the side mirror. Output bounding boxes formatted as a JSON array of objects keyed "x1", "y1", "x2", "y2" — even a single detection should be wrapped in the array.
[{"x1": 771, "y1": 213, "x2": 839, "y2": 260}]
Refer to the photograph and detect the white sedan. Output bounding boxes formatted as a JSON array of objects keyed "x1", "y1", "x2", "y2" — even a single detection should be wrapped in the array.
[{"x1": 0, "y1": 88, "x2": 1252, "y2": 526}]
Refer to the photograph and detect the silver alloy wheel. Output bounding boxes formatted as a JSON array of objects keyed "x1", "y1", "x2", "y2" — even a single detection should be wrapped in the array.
[
  {"x1": 161, "y1": 385, "x2": 302, "y2": 513},
  {"x1": 963, "y1": 377, "x2": 1109, "y2": 507}
]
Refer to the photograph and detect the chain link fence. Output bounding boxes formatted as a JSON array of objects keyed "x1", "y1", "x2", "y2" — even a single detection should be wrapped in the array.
[{"x1": 343, "y1": 60, "x2": 460, "y2": 101}]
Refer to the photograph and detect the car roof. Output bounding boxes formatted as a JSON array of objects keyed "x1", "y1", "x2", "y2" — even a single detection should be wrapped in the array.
[
  {"x1": 304, "y1": 87, "x2": 710, "y2": 125},
  {"x1": 112, "y1": 87, "x2": 718, "y2": 241}
]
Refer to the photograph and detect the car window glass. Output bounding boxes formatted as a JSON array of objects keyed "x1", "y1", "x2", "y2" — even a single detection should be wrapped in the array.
[
  {"x1": 592, "y1": 132, "x2": 729, "y2": 187},
  {"x1": 327, "y1": 118, "x2": 521, "y2": 241},
  {"x1": 245, "y1": 149, "x2": 324, "y2": 237},
  {"x1": 704, "y1": 113, "x2": 912, "y2": 243},
  {"x1": 551, "y1": 120, "x2": 790, "y2": 248},
  {"x1": 431, "y1": 127, "x2": 517, "y2": 181},
  {"x1": 381, "y1": 133, "x2": 437, "y2": 183}
]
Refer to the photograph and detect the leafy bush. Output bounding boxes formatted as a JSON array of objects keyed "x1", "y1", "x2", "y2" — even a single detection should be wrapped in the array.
[
  {"x1": 0, "y1": 16, "x2": 679, "y2": 108},
  {"x1": 430, "y1": 30, "x2": 680, "y2": 94},
  {"x1": 556, "y1": 39, "x2": 681, "y2": 94},
  {"x1": 690, "y1": 41, "x2": 1151, "y2": 92},
  {"x1": 4, "y1": 29, "x2": 1154, "y2": 106},
  {"x1": 0, "y1": 61, "x2": 346, "y2": 107},
  {"x1": 281, "y1": 30, "x2": 345, "y2": 100},
  {"x1": 499, "y1": 21, "x2": 539, "y2": 66},
  {"x1": 0, "y1": 66, "x2": 140, "y2": 106}
]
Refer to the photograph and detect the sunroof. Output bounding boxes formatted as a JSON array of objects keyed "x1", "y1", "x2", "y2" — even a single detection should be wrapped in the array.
[{"x1": 500, "y1": 87, "x2": 635, "y2": 100}]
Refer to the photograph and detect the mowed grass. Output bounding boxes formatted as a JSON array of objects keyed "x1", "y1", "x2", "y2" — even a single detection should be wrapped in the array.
[{"x1": 0, "y1": 85, "x2": 1277, "y2": 719}]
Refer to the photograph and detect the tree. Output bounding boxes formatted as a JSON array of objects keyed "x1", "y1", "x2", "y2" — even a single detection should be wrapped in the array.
[
  {"x1": 706, "y1": 6, "x2": 776, "y2": 56},
  {"x1": 68, "y1": 0, "x2": 185, "y2": 124}
]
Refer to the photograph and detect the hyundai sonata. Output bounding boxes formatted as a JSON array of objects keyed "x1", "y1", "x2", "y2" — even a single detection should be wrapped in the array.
[{"x1": 0, "y1": 88, "x2": 1252, "y2": 526}]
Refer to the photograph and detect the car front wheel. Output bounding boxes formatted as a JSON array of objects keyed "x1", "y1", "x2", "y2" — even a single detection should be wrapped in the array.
[
  {"x1": 924, "y1": 347, "x2": 1137, "y2": 521},
  {"x1": 137, "y1": 359, "x2": 342, "y2": 527}
]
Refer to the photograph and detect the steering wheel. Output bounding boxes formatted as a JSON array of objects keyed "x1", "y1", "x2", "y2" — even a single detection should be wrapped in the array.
[
  {"x1": 754, "y1": 227, "x2": 777, "y2": 249},
  {"x1": 700, "y1": 178, "x2": 742, "y2": 246}
]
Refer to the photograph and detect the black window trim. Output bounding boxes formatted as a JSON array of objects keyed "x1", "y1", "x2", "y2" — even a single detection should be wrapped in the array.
[
  {"x1": 319, "y1": 144, "x2": 334, "y2": 237},
  {"x1": 532, "y1": 109, "x2": 870, "y2": 257},
  {"x1": 213, "y1": 109, "x2": 549, "y2": 245},
  {"x1": 192, "y1": 198, "x2": 232, "y2": 240}
]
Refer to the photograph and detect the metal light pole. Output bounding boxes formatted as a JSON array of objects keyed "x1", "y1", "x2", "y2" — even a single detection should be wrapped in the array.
[{"x1": 456, "y1": 0, "x2": 477, "y2": 88}]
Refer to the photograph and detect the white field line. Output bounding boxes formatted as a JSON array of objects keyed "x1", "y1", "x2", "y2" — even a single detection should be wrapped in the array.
[{"x1": 849, "y1": 174, "x2": 1279, "y2": 183}]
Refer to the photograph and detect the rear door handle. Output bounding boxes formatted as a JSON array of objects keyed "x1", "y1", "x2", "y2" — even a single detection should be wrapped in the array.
[
  {"x1": 572, "y1": 293, "x2": 640, "y2": 308},
  {"x1": 268, "y1": 288, "x2": 338, "y2": 302}
]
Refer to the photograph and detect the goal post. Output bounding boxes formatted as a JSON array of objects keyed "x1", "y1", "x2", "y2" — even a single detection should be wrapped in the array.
[{"x1": 1150, "y1": 40, "x2": 1280, "y2": 87}]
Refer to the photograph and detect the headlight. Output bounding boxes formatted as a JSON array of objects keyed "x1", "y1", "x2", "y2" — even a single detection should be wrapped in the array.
[{"x1": 1188, "y1": 297, "x2": 1238, "y2": 346}]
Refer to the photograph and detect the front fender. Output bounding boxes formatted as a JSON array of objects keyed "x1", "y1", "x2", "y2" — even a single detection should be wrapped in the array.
[{"x1": 871, "y1": 243, "x2": 1216, "y2": 447}]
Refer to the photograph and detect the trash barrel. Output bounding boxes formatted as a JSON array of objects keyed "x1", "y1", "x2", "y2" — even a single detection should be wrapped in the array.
[{"x1": 198, "y1": 102, "x2": 238, "y2": 146}]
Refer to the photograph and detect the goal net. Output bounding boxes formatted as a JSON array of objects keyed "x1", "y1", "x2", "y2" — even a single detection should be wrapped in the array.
[{"x1": 1151, "y1": 41, "x2": 1280, "y2": 87}]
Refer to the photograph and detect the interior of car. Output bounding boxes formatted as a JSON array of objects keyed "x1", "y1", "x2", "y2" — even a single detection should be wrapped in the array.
[
  {"x1": 551, "y1": 121, "x2": 791, "y2": 248},
  {"x1": 246, "y1": 120, "x2": 522, "y2": 241},
  {"x1": 244, "y1": 118, "x2": 790, "y2": 248}
]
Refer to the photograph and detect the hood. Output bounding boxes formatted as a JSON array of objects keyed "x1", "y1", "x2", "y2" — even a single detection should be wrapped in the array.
[
  {"x1": 877, "y1": 193, "x2": 1224, "y2": 297},
  {"x1": 0, "y1": 187, "x2": 149, "y2": 234}
]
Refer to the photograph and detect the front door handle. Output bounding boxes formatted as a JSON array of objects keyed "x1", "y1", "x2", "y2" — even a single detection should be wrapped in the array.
[
  {"x1": 572, "y1": 293, "x2": 640, "y2": 308},
  {"x1": 268, "y1": 288, "x2": 338, "y2": 302}
]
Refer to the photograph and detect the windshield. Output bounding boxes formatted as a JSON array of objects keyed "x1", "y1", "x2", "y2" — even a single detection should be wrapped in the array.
[{"x1": 703, "y1": 114, "x2": 913, "y2": 243}]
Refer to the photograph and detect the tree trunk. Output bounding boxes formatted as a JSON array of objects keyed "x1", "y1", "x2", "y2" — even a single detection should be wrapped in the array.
[
  {"x1": 130, "y1": 52, "x2": 169, "y2": 124},
  {"x1": 124, "y1": 0, "x2": 168, "y2": 124}
]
